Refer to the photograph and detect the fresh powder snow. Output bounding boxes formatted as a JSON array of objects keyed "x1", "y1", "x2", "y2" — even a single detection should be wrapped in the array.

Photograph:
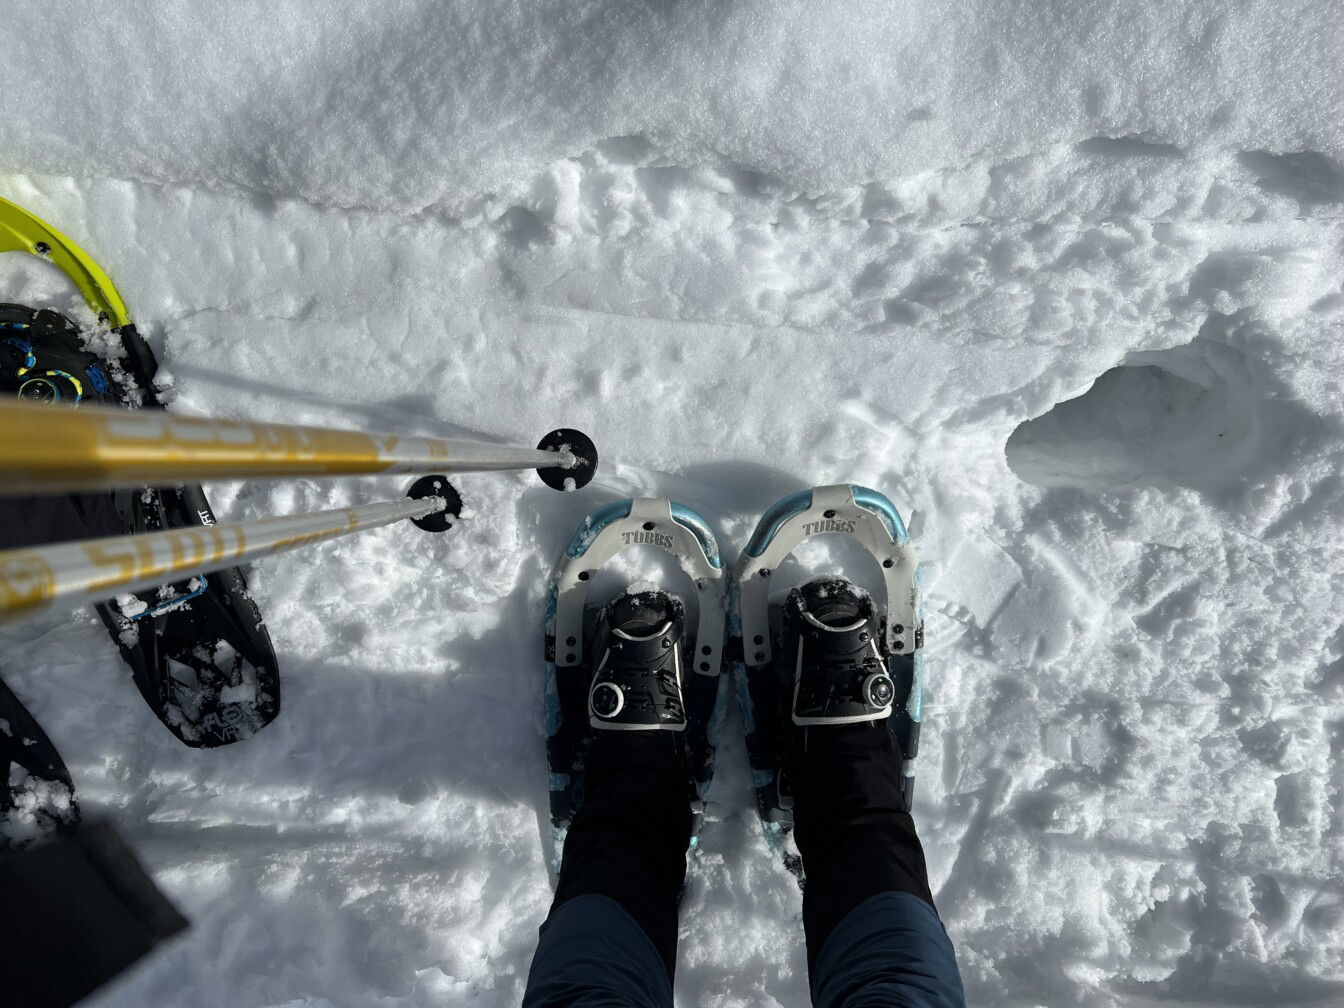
[{"x1": 2, "y1": 2, "x2": 1342, "y2": 1005}]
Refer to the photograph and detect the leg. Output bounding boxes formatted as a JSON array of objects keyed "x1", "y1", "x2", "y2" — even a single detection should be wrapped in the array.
[
  {"x1": 524, "y1": 729, "x2": 691, "y2": 1006},
  {"x1": 793, "y1": 723, "x2": 964, "y2": 1008},
  {"x1": 0, "y1": 821, "x2": 188, "y2": 1007},
  {"x1": 524, "y1": 896, "x2": 673, "y2": 1008}
]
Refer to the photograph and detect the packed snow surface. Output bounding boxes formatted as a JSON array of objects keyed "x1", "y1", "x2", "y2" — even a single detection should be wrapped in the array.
[{"x1": 3, "y1": 2, "x2": 1343, "y2": 1005}]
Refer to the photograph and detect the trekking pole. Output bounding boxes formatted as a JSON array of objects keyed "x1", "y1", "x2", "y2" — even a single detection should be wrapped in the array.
[
  {"x1": 0, "y1": 476, "x2": 463, "y2": 626},
  {"x1": 0, "y1": 400, "x2": 597, "y2": 496}
]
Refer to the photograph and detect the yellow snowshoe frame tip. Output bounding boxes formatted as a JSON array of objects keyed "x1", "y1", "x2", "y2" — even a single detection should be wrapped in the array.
[{"x1": 0, "y1": 195, "x2": 131, "y2": 329}]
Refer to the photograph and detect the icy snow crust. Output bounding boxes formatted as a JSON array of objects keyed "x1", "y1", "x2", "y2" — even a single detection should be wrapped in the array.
[{"x1": 2, "y1": 2, "x2": 1343, "y2": 1005}]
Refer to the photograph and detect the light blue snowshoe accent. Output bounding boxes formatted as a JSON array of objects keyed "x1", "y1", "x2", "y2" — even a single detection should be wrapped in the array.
[
  {"x1": 670, "y1": 502, "x2": 723, "y2": 569},
  {"x1": 743, "y1": 489, "x2": 813, "y2": 558},
  {"x1": 565, "y1": 500, "x2": 633, "y2": 557},
  {"x1": 851, "y1": 484, "x2": 908, "y2": 544},
  {"x1": 908, "y1": 563, "x2": 925, "y2": 722}
]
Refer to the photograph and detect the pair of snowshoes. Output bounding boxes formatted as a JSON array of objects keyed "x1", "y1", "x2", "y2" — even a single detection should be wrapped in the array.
[
  {"x1": 1, "y1": 198, "x2": 281, "y2": 844},
  {"x1": 542, "y1": 484, "x2": 924, "y2": 882}
]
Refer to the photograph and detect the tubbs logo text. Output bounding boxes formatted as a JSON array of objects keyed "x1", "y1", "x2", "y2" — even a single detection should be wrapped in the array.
[
  {"x1": 621, "y1": 530, "x2": 676, "y2": 550},
  {"x1": 803, "y1": 519, "x2": 856, "y2": 535}
]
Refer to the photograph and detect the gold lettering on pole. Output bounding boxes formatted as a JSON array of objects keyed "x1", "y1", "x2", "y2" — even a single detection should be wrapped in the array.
[{"x1": 0, "y1": 551, "x2": 57, "y2": 617}]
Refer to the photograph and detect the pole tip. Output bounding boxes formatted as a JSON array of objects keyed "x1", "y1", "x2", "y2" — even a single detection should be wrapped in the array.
[
  {"x1": 405, "y1": 474, "x2": 463, "y2": 533},
  {"x1": 535, "y1": 429, "x2": 598, "y2": 492}
]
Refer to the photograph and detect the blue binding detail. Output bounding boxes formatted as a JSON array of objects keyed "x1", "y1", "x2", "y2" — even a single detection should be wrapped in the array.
[
  {"x1": 45, "y1": 370, "x2": 82, "y2": 405},
  {"x1": 851, "y1": 484, "x2": 908, "y2": 544},
  {"x1": 4, "y1": 337, "x2": 36, "y2": 371},
  {"x1": 86, "y1": 364, "x2": 109, "y2": 394},
  {"x1": 131, "y1": 577, "x2": 209, "y2": 620},
  {"x1": 670, "y1": 502, "x2": 722, "y2": 569},
  {"x1": 565, "y1": 500, "x2": 632, "y2": 557},
  {"x1": 743, "y1": 489, "x2": 814, "y2": 558}
]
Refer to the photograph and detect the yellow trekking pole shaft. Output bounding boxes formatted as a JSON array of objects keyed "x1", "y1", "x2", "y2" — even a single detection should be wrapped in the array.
[
  {"x1": 0, "y1": 400, "x2": 592, "y2": 495},
  {"x1": 0, "y1": 494, "x2": 449, "y2": 626}
]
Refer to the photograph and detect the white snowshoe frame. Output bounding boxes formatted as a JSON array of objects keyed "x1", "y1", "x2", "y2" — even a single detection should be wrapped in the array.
[
  {"x1": 550, "y1": 498, "x2": 726, "y2": 678},
  {"x1": 736, "y1": 484, "x2": 919, "y2": 664}
]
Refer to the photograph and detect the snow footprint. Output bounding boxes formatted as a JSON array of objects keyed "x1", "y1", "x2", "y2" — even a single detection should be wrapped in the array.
[{"x1": 1005, "y1": 333, "x2": 1261, "y2": 495}]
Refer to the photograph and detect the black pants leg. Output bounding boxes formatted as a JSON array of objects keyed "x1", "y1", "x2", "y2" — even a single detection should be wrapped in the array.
[
  {"x1": 0, "y1": 822, "x2": 188, "y2": 1008},
  {"x1": 792, "y1": 722, "x2": 938, "y2": 970},
  {"x1": 548, "y1": 732, "x2": 692, "y2": 979}
]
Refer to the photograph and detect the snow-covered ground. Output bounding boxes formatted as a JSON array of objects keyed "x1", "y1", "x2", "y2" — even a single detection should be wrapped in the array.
[{"x1": 3, "y1": 2, "x2": 1344, "y2": 1004}]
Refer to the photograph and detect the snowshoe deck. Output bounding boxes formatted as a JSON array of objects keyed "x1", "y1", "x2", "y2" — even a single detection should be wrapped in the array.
[
  {"x1": 730, "y1": 484, "x2": 924, "y2": 882},
  {"x1": 543, "y1": 498, "x2": 728, "y2": 873}
]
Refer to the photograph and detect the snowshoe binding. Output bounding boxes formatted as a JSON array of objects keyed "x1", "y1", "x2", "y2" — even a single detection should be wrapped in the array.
[
  {"x1": 544, "y1": 498, "x2": 728, "y2": 872},
  {"x1": 586, "y1": 591, "x2": 689, "y2": 731},
  {"x1": 1, "y1": 676, "x2": 79, "y2": 850},
  {"x1": 731, "y1": 484, "x2": 924, "y2": 882},
  {"x1": 0, "y1": 197, "x2": 280, "y2": 747}
]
